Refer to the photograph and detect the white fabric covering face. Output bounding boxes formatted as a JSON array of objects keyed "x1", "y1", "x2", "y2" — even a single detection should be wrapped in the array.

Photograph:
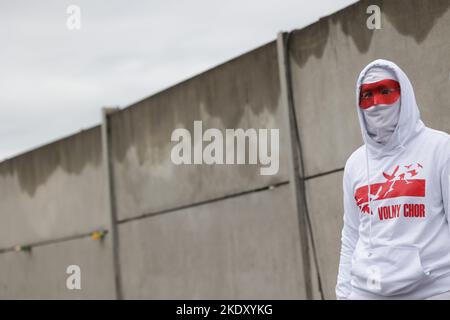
[{"x1": 361, "y1": 67, "x2": 401, "y2": 145}]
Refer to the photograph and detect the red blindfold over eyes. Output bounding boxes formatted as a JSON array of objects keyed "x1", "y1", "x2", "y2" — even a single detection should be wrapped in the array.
[{"x1": 359, "y1": 79, "x2": 401, "y2": 109}]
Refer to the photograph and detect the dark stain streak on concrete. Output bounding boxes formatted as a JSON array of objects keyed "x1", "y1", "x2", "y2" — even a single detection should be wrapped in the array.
[
  {"x1": 384, "y1": 0, "x2": 450, "y2": 43},
  {"x1": 289, "y1": 18, "x2": 330, "y2": 68},
  {"x1": 331, "y1": 0, "x2": 379, "y2": 54},
  {"x1": 289, "y1": 0, "x2": 377, "y2": 67},
  {"x1": 109, "y1": 41, "x2": 281, "y2": 165},
  {"x1": 290, "y1": 0, "x2": 449, "y2": 68},
  {"x1": 0, "y1": 126, "x2": 102, "y2": 197}
]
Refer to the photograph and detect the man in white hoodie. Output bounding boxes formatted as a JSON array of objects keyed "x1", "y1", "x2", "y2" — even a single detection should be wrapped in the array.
[{"x1": 336, "y1": 59, "x2": 450, "y2": 300}]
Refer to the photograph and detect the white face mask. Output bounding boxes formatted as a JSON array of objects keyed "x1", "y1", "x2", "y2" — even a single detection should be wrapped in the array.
[
  {"x1": 360, "y1": 67, "x2": 401, "y2": 145},
  {"x1": 363, "y1": 99, "x2": 401, "y2": 144}
]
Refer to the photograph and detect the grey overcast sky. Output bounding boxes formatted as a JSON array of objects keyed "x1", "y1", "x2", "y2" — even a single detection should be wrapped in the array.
[{"x1": 0, "y1": 0, "x2": 357, "y2": 161}]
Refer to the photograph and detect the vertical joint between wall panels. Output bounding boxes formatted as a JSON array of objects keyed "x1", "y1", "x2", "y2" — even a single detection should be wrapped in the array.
[
  {"x1": 276, "y1": 32, "x2": 324, "y2": 300},
  {"x1": 101, "y1": 107, "x2": 123, "y2": 300}
]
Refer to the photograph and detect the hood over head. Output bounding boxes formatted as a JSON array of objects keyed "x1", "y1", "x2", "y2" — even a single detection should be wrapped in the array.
[
  {"x1": 355, "y1": 59, "x2": 425, "y2": 158},
  {"x1": 360, "y1": 66, "x2": 401, "y2": 145}
]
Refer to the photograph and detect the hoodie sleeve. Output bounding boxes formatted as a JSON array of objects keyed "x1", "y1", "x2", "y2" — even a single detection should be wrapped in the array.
[
  {"x1": 442, "y1": 139, "x2": 450, "y2": 228},
  {"x1": 335, "y1": 161, "x2": 360, "y2": 300}
]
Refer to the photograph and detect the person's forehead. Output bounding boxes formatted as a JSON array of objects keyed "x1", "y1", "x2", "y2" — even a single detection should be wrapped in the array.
[{"x1": 362, "y1": 66, "x2": 398, "y2": 84}]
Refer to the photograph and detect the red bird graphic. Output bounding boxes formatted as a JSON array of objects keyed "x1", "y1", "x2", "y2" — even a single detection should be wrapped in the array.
[{"x1": 383, "y1": 165, "x2": 399, "y2": 181}]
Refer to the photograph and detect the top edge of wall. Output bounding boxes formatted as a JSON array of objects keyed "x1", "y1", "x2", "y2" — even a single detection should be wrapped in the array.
[
  {"x1": 0, "y1": 124, "x2": 101, "y2": 166},
  {"x1": 289, "y1": 0, "x2": 363, "y2": 37},
  {"x1": 113, "y1": 40, "x2": 277, "y2": 115}
]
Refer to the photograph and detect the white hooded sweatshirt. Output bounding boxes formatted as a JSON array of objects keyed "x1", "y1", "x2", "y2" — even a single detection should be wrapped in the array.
[{"x1": 336, "y1": 59, "x2": 450, "y2": 300}]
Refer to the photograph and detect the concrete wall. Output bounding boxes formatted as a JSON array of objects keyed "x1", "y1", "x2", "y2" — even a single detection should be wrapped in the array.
[
  {"x1": 0, "y1": 0, "x2": 449, "y2": 299},
  {"x1": 0, "y1": 126, "x2": 116, "y2": 298},
  {"x1": 0, "y1": 237, "x2": 116, "y2": 299},
  {"x1": 0, "y1": 126, "x2": 108, "y2": 247}
]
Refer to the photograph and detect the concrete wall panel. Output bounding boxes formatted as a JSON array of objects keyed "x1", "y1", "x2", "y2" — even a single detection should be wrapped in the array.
[
  {"x1": 0, "y1": 237, "x2": 115, "y2": 299},
  {"x1": 305, "y1": 171, "x2": 344, "y2": 300},
  {"x1": 118, "y1": 184, "x2": 306, "y2": 299},
  {"x1": 0, "y1": 126, "x2": 108, "y2": 248}
]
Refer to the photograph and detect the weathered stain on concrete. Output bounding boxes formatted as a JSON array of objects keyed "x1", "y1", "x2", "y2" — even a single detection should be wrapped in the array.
[
  {"x1": 292, "y1": 0, "x2": 449, "y2": 67},
  {"x1": 289, "y1": 19, "x2": 330, "y2": 68},
  {"x1": 0, "y1": 126, "x2": 102, "y2": 197},
  {"x1": 331, "y1": 0, "x2": 449, "y2": 50},
  {"x1": 330, "y1": 0, "x2": 377, "y2": 54},
  {"x1": 384, "y1": 0, "x2": 450, "y2": 43},
  {"x1": 109, "y1": 41, "x2": 280, "y2": 165},
  {"x1": 290, "y1": 1, "x2": 376, "y2": 68}
]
